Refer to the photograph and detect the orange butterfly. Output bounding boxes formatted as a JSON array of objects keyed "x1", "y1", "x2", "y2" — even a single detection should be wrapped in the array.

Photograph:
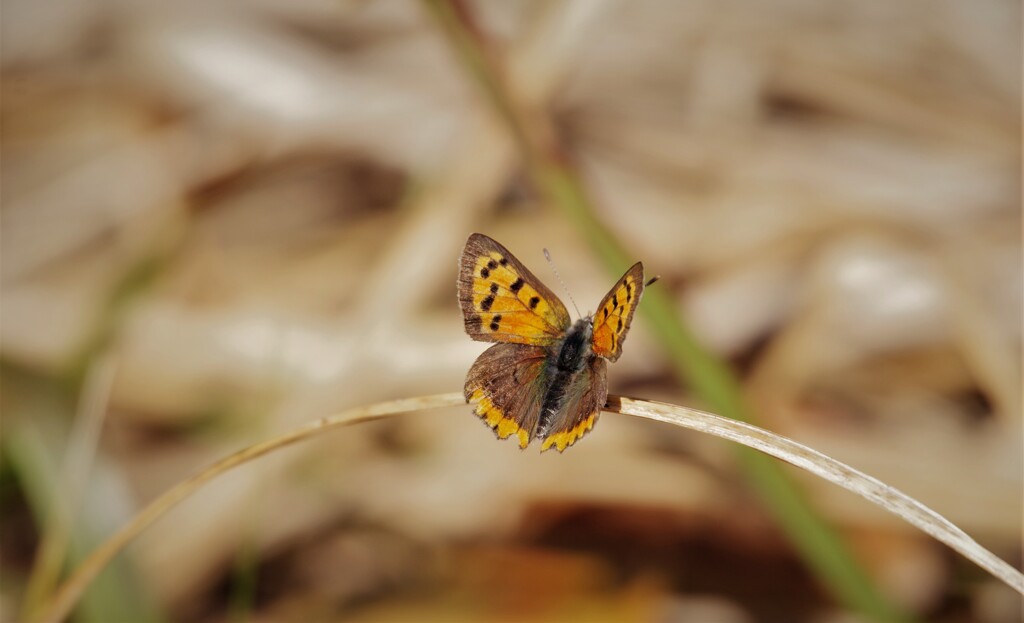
[{"x1": 458, "y1": 233, "x2": 650, "y2": 451}]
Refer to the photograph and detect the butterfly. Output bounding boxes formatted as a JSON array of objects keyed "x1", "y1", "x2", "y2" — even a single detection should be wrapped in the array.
[{"x1": 458, "y1": 233, "x2": 649, "y2": 452}]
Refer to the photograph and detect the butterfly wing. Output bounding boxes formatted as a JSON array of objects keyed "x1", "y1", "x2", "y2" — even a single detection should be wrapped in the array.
[
  {"x1": 465, "y1": 343, "x2": 550, "y2": 448},
  {"x1": 591, "y1": 262, "x2": 645, "y2": 362},
  {"x1": 459, "y1": 233, "x2": 571, "y2": 346},
  {"x1": 539, "y1": 356, "x2": 608, "y2": 452}
]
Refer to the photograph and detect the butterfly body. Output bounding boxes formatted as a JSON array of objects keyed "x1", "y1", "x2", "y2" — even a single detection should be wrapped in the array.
[
  {"x1": 536, "y1": 318, "x2": 595, "y2": 438},
  {"x1": 458, "y1": 234, "x2": 644, "y2": 452}
]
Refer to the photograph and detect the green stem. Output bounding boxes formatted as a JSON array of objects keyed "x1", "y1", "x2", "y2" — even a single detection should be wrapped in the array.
[{"x1": 424, "y1": 2, "x2": 908, "y2": 620}]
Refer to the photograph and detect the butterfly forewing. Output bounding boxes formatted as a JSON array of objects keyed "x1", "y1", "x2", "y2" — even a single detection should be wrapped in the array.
[
  {"x1": 591, "y1": 262, "x2": 644, "y2": 362},
  {"x1": 465, "y1": 343, "x2": 550, "y2": 448},
  {"x1": 458, "y1": 233, "x2": 571, "y2": 345}
]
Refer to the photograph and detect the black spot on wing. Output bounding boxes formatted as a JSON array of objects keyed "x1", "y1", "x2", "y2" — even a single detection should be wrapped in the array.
[
  {"x1": 510, "y1": 278, "x2": 524, "y2": 293},
  {"x1": 490, "y1": 283, "x2": 499, "y2": 294},
  {"x1": 481, "y1": 295, "x2": 494, "y2": 311},
  {"x1": 489, "y1": 314, "x2": 502, "y2": 332},
  {"x1": 626, "y1": 282, "x2": 633, "y2": 302},
  {"x1": 487, "y1": 259, "x2": 498, "y2": 270},
  {"x1": 617, "y1": 318, "x2": 623, "y2": 332},
  {"x1": 529, "y1": 296, "x2": 540, "y2": 309},
  {"x1": 480, "y1": 267, "x2": 490, "y2": 279},
  {"x1": 499, "y1": 257, "x2": 508, "y2": 266}
]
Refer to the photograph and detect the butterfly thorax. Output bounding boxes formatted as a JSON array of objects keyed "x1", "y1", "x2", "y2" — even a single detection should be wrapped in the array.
[
  {"x1": 554, "y1": 318, "x2": 593, "y2": 371},
  {"x1": 537, "y1": 318, "x2": 593, "y2": 437}
]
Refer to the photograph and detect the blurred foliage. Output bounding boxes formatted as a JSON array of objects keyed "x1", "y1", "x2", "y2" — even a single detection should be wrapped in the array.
[{"x1": 1, "y1": 0, "x2": 1019, "y2": 621}]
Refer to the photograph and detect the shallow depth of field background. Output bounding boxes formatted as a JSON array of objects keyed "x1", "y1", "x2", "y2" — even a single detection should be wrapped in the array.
[{"x1": 1, "y1": 1, "x2": 1021, "y2": 622}]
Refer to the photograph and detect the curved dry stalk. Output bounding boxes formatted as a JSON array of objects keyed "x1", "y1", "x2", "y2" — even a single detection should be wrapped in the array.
[
  {"x1": 38, "y1": 393, "x2": 1023, "y2": 623},
  {"x1": 613, "y1": 396, "x2": 1024, "y2": 595},
  {"x1": 35, "y1": 393, "x2": 467, "y2": 623}
]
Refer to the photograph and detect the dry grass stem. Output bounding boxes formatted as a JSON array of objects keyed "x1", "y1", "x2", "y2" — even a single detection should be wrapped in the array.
[
  {"x1": 39, "y1": 393, "x2": 1023, "y2": 622},
  {"x1": 615, "y1": 396, "x2": 1024, "y2": 595},
  {"x1": 36, "y1": 393, "x2": 467, "y2": 623}
]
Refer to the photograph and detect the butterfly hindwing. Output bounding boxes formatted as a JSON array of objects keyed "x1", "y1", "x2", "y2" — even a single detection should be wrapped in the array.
[
  {"x1": 465, "y1": 343, "x2": 550, "y2": 448},
  {"x1": 459, "y1": 234, "x2": 571, "y2": 346},
  {"x1": 540, "y1": 355, "x2": 608, "y2": 452},
  {"x1": 591, "y1": 262, "x2": 644, "y2": 362}
]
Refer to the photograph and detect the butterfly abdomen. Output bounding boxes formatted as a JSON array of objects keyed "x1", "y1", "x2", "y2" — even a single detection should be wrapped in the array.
[{"x1": 537, "y1": 319, "x2": 593, "y2": 436}]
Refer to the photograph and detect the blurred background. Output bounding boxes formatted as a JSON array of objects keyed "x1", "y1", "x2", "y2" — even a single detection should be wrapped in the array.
[{"x1": 1, "y1": 1, "x2": 1020, "y2": 621}]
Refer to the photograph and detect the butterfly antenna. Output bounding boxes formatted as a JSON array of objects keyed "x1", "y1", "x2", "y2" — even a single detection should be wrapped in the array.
[
  {"x1": 646, "y1": 275, "x2": 660, "y2": 287},
  {"x1": 543, "y1": 248, "x2": 582, "y2": 318}
]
